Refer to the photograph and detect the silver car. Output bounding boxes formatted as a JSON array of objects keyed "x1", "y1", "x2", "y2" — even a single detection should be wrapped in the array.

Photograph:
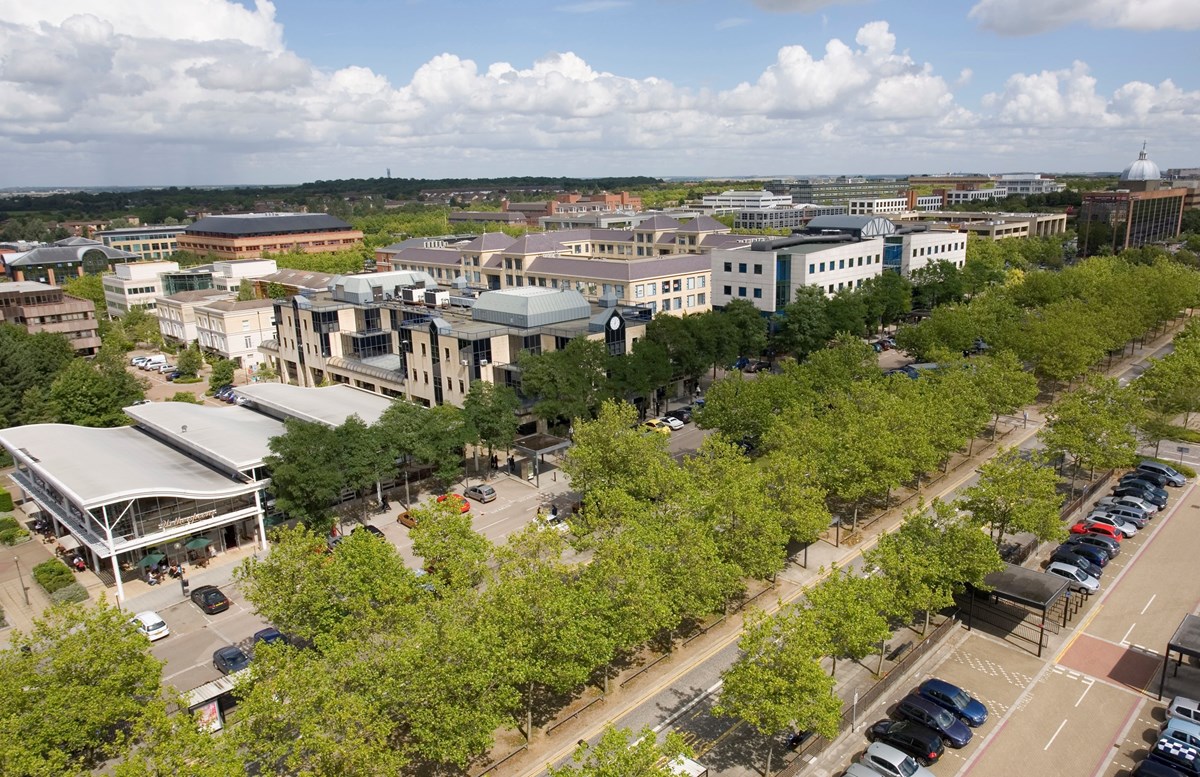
[
  {"x1": 1097, "y1": 494, "x2": 1158, "y2": 515},
  {"x1": 1046, "y1": 561, "x2": 1100, "y2": 594},
  {"x1": 857, "y1": 741, "x2": 935, "y2": 777},
  {"x1": 463, "y1": 484, "x2": 497, "y2": 503}
]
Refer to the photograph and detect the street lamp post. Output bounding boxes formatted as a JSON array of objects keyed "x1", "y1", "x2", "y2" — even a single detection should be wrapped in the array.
[{"x1": 14, "y1": 557, "x2": 30, "y2": 606}]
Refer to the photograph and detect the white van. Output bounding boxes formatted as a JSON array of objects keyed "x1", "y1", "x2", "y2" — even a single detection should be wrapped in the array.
[{"x1": 140, "y1": 355, "x2": 167, "y2": 370}]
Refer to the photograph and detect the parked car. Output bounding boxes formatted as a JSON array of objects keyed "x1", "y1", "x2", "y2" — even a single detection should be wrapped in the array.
[
  {"x1": 856, "y1": 741, "x2": 936, "y2": 777},
  {"x1": 1045, "y1": 561, "x2": 1100, "y2": 594},
  {"x1": 1083, "y1": 513, "x2": 1138, "y2": 537},
  {"x1": 1138, "y1": 460, "x2": 1188, "y2": 487},
  {"x1": 157, "y1": 363, "x2": 176, "y2": 374},
  {"x1": 843, "y1": 765, "x2": 881, "y2": 777},
  {"x1": 166, "y1": 370, "x2": 182, "y2": 381},
  {"x1": 253, "y1": 627, "x2": 289, "y2": 647},
  {"x1": 916, "y1": 678, "x2": 989, "y2": 727},
  {"x1": 533, "y1": 512, "x2": 569, "y2": 534},
  {"x1": 436, "y1": 494, "x2": 470, "y2": 513},
  {"x1": 397, "y1": 510, "x2": 417, "y2": 529},
  {"x1": 868, "y1": 719, "x2": 945, "y2": 766},
  {"x1": 1122, "y1": 469, "x2": 1170, "y2": 488},
  {"x1": 894, "y1": 694, "x2": 972, "y2": 748},
  {"x1": 1091, "y1": 505, "x2": 1148, "y2": 529},
  {"x1": 1056, "y1": 541, "x2": 1109, "y2": 568},
  {"x1": 1097, "y1": 494, "x2": 1159, "y2": 516},
  {"x1": 659, "y1": 415, "x2": 685, "y2": 431},
  {"x1": 1069, "y1": 521, "x2": 1123, "y2": 541},
  {"x1": 1162, "y1": 718, "x2": 1200, "y2": 749},
  {"x1": 129, "y1": 610, "x2": 169, "y2": 642},
  {"x1": 464, "y1": 484, "x2": 498, "y2": 503},
  {"x1": 729, "y1": 356, "x2": 750, "y2": 370},
  {"x1": 1135, "y1": 757, "x2": 1195, "y2": 777},
  {"x1": 139, "y1": 355, "x2": 167, "y2": 370},
  {"x1": 213, "y1": 645, "x2": 251, "y2": 675},
  {"x1": 1113, "y1": 483, "x2": 1168, "y2": 508},
  {"x1": 353, "y1": 524, "x2": 386, "y2": 538},
  {"x1": 1063, "y1": 533, "x2": 1121, "y2": 558},
  {"x1": 1168, "y1": 697, "x2": 1200, "y2": 726},
  {"x1": 665, "y1": 408, "x2": 692, "y2": 424},
  {"x1": 190, "y1": 584, "x2": 231, "y2": 614},
  {"x1": 1118, "y1": 475, "x2": 1170, "y2": 499},
  {"x1": 1049, "y1": 547, "x2": 1104, "y2": 580},
  {"x1": 1146, "y1": 736, "x2": 1200, "y2": 776},
  {"x1": 871, "y1": 341, "x2": 884, "y2": 353},
  {"x1": 130, "y1": 356, "x2": 149, "y2": 367},
  {"x1": 641, "y1": 418, "x2": 671, "y2": 435}
]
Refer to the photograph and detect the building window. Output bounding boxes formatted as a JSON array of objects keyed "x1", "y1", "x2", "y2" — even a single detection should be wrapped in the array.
[
  {"x1": 753, "y1": 264, "x2": 762, "y2": 275},
  {"x1": 647, "y1": 282, "x2": 657, "y2": 295},
  {"x1": 662, "y1": 298, "x2": 672, "y2": 311},
  {"x1": 698, "y1": 293, "x2": 706, "y2": 304},
  {"x1": 819, "y1": 262, "x2": 825, "y2": 272},
  {"x1": 687, "y1": 294, "x2": 695, "y2": 307},
  {"x1": 738, "y1": 263, "x2": 747, "y2": 273},
  {"x1": 753, "y1": 288, "x2": 762, "y2": 299},
  {"x1": 723, "y1": 285, "x2": 732, "y2": 295},
  {"x1": 723, "y1": 262, "x2": 732, "y2": 272},
  {"x1": 738, "y1": 287, "x2": 747, "y2": 297},
  {"x1": 839, "y1": 259, "x2": 845, "y2": 269},
  {"x1": 809, "y1": 263, "x2": 815, "y2": 274}
]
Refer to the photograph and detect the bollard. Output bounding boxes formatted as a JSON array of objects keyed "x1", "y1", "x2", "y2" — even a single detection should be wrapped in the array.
[{"x1": 180, "y1": 576, "x2": 190, "y2": 595}]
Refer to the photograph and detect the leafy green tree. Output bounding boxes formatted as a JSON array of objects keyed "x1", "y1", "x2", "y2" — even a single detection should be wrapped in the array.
[
  {"x1": 19, "y1": 386, "x2": 58, "y2": 425},
  {"x1": 411, "y1": 404, "x2": 468, "y2": 487},
  {"x1": 961, "y1": 238, "x2": 1008, "y2": 295},
  {"x1": 62, "y1": 274, "x2": 107, "y2": 317},
  {"x1": 971, "y1": 350, "x2": 1039, "y2": 438},
  {"x1": 0, "y1": 325, "x2": 76, "y2": 428},
  {"x1": 1020, "y1": 299, "x2": 1106, "y2": 387},
  {"x1": 0, "y1": 601, "x2": 163, "y2": 775},
  {"x1": 860, "y1": 270, "x2": 912, "y2": 330},
  {"x1": 48, "y1": 359, "x2": 144, "y2": 427},
  {"x1": 561, "y1": 400, "x2": 677, "y2": 505},
  {"x1": 608, "y1": 339, "x2": 674, "y2": 417},
  {"x1": 117, "y1": 306, "x2": 163, "y2": 350},
  {"x1": 176, "y1": 343, "x2": 203, "y2": 379},
  {"x1": 910, "y1": 259, "x2": 965, "y2": 309},
  {"x1": 236, "y1": 279, "x2": 256, "y2": 301},
  {"x1": 771, "y1": 285, "x2": 830, "y2": 360},
  {"x1": 715, "y1": 608, "x2": 839, "y2": 777},
  {"x1": 1137, "y1": 346, "x2": 1200, "y2": 425},
  {"x1": 1040, "y1": 374, "x2": 1142, "y2": 483},
  {"x1": 806, "y1": 568, "x2": 893, "y2": 677},
  {"x1": 265, "y1": 281, "x2": 289, "y2": 299},
  {"x1": 166, "y1": 391, "x2": 201, "y2": 404},
  {"x1": 208, "y1": 359, "x2": 236, "y2": 391},
  {"x1": 518, "y1": 337, "x2": 611, "y2": 425},
  {"x1": 960, "y1": 447, "x2": 1064, "y2": 549},
  {"x1": 115, "y1": 697, "x2": 245, "y2": 777},
  {"x1": 265, "y1": 419, "x2": 346, "y2": 531},
  {"x1": 760, "y1": 447, "x2": 831, "y2": 551},
  {"x1": 825, "y1": 287, "x2": 869, "y2": 337},
  {"x1": 409, "y1": 498, "x2": 493, "y2": 591},
  {"x1": 720, "y1": 299, "x2": 769, "y2": 362},
  {"x1": 548, "y1": 726, "x2": 693, "y2": 777},
  {"x1": 462, "y1": 381, "x2": 520, "y2": 460}
]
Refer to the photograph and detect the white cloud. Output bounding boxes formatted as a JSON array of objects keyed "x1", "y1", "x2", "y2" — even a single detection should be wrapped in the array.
[
  {"x1": 749, "y1": 0, "x2": 863, "y2": 11},
  {"x1": 554, "y1": 1, "x2": 631, "y2": 13},
  {"x1": 716, "y1": 18, "x2": 751, "y2": 30},
  {"x1": 969, "y1": 0, "x2": 1200, "y2": 35},
  {"x1": 0, "y1": 1, "x2": 1196, "y2": 184}
]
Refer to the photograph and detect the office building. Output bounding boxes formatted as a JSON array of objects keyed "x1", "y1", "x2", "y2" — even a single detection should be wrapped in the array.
[
  {"x1": 102, "y1": 260, "x2": 180, "y2": 317},
  {"x1": 700, "y1": 190, "x2": 793, "y2": 212},
  {"x1": 95, "y1": 225, "x2": 188, "y2": 260},
  {"x1": 4, "y1": 237, "x2": 139, "y2": 285},
  {"x1": 0, "y1": 281, "x2": 102, "y2": 354},
  {"x1": 177, "y1": 213, "x2": 363, "y2": 260},
  {"x1": 733, "y1": 204, "x2": 846, "y2": 231},
  {"x1": 778, "y1": 177, "x2": 907, "y2": 206},
  {"x1": 1079, "y1": 145, "x2": 1187, "y2": 254}
]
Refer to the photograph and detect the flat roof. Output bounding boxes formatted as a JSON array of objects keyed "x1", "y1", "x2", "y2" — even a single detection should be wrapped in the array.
[
  {"x1": 1168, "y1": 614, "x2": 1200, "y2": 660},
  {"x1": 0, "y1": 424, "x2": 250, "y2": 508},
  {"x1": 234, "y1": 383, "x2": 394, "y2": 427},
  {"x1": 982, "y1": 563, "x2": 1070, "y2": 610},
  {"x1": 123, "y1": 402, "x2": 285, "y2": 471}
]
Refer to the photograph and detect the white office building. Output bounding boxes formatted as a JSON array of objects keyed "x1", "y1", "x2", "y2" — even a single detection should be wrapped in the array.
[
  {"x1": 848, "y1": 197, "x2": 908, "y2": 215},
  {"x1": 945, "y1": 188, "x2": 1008, "y2": 204},
  {"x1": 102, "y1": 260, "x2": 179, "y2": 317},
  {"x1": 996, "y1": 174, "x2": 1066, "y2": 196},
  {"x1": 701, "y1": 190, "x2": 793, "y2": 212}
]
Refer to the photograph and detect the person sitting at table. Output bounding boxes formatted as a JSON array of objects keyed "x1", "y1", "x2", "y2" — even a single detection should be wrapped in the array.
[
  {"x1": 145, "y1": 569, "x2": 158, "y2": 585},
  {"x1": 71, "y1": 555, "x2": 86, "y2": 572}
]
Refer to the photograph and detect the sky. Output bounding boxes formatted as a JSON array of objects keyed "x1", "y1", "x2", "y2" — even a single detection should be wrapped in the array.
[{"x1": 0, "y1": 0, "x2": 1198, "y2": 187}]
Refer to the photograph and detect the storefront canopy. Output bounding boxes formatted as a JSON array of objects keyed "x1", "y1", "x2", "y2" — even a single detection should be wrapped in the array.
[
  {"x1": 137, "y1": 553, "x2": 165, "y2": 569},
  {"x1": 184, "y1": 537, "x2": 211, "y2": 551}
]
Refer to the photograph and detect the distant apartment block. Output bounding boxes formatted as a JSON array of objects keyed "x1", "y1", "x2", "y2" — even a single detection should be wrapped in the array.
[
  {"x1": 1079, "y1": 145, "x2": 1187, "y2": 254},
  {"x1": 195, "y1": 299, "x2": 276, "y2": 368},
  {"x1": 894, "y1": 211, "x2": 1068, "y2": 240},
  {"x1": 848, "y1": 197, "x2": 908, "y2": 215},
  {"x1": 4, "y1": 237, "x2": 138, "y2": 285},
  {"x1": 733, "y1": 204, "x2": 847, "y2": 231},
  {"x1": 700, "y1": 190, "x2": 792, "y2": 212},
  {"x1": 157, "y1": 289, "x2": 235, "y2": 345},
  {"x1": 777, "y1": 177, "x2": 907, "y2": 206},
  {"x1": 177, "y1": 213, "x2": 363, "y2": 260},
  {"x1": 0, "y1": 281, "x2": 101, "y2": 354},
  {"x1": 908, "y1": 175, "x2": 993, "y2": 191},
  {"x1": 102, "y1": 260, "x2": 179, "y2": 317},
  {"x1": 945, "y1": 188, "x2": 1008, "y2": 204},
  {"x1": 996, "y1": 174, "x2": 1066, "y2": 196},
  {"x1": 95, "y1": 225, "x2": 187, "y2": 260}
]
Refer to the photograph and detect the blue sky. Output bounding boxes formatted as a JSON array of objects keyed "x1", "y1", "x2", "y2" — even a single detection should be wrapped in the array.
[{"x1": 0, "y1": 0, "x2": 1197, "y2": 186}]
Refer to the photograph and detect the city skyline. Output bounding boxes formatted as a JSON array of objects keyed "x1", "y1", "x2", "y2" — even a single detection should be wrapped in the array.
[{"x1": 1, "y1": 0, "x2": 1198, "y2": 187}]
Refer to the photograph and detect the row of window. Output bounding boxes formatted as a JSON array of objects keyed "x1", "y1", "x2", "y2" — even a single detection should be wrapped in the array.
[
  {"x1": 633, "y1": 276, "x2": 705, "y2": 298},
  {"x1": 914, "y1": 241, "x2": 965, "y2": 256},
  {"x1": 807, "y1": 255, "x2": 881, "y2": 274},
  {"x1": 723, "y1": 261, "x2": 764, "y2": 275}
]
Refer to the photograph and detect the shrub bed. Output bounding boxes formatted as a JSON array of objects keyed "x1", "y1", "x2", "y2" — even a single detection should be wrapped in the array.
[
  {"x1": 50, "y1": 582, "x2": 88, "y2": 604},
  {"x1": 0, "y1": 487, "x2": 13, "y2": 512},
  {"x1": 0, "y1": 516, "x2": 30, "y2": 545},
  {"x1": 32, "y1": 559, "x2": 76, "y2": 594}
]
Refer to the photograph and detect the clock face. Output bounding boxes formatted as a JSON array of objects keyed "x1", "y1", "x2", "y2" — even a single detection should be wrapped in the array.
[{"x1": 608, "y1": 316, "x2": 621, "y2": 331}]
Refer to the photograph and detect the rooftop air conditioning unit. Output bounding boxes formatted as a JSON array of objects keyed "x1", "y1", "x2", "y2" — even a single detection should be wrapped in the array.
[
  {"x1": 479, "y1": 359, "x2": 489, "y2": 367},
  {"x1": 401, "y1": 287, "x2": 422, "y2": 303},
  {"x1": 460, "y1": 359, "x2": 469, "y2": 366}
]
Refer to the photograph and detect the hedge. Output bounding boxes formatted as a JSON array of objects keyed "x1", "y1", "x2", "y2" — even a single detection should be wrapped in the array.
[
  {"x1": 0, "y1": 487, "x2": 13, "y2": 512},
  {"x1": 50, "y1": 582, "x2": 88, "y2": 605},
  {"x1": 0, "y1": 516, "x2": 29, "y2": 545},
  {"x1": 32, "y1": 559, "x2": 76, "y2": 594}
]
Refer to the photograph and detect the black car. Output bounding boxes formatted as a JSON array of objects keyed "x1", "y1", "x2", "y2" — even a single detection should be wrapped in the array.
[
  {"x1": 1049, "y1": 547, "x2": 1104, "y2": 579},
  {"x1": 1119, "y1": 477, "x2": 1169, "y2": 502},
  {"x1": 1122, "y1": 469, "x2": 1169, "y2": 488},
  {"x1": 213, "y1": 645, "x2": 251, "y2": 674},
  {"x1": 1058, "y1": 542, "x2": 1108, "y2": 568},
  {"x1": 665, "y1": 408, "x2": 692, "y2": 424},
  {"x1": 1112, "y1": 484, "x2": 1168, "y2": 508},
  {"x1": 354, "y1": 524, "x2": 386, "y2": 538},
  {"x1": 868, "y1": 719, "x2": 945, "y2": 766},
  {"x1": 1063, "y1": 534, "x2": 1121, "y2": 558},
  {"x1": 191, "y1": 584, "x2": 231, "y2": 614}
]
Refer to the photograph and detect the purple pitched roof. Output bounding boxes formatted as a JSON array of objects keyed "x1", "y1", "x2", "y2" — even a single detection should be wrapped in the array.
[
  {"x1": 460, "y1": 232, "x2": 516, "y2": 252},
  {"x1": 526, "y1": 254, "x2": 711, "y2": 281},
  {"x1": 635, "y1": 215, "x2": 683, "y2": 231},
  {"x1": 394, "y1": 247, "x2": 462, "y2": 266},
  {"x1": 504, "y1": 233, "x2": 566, "y2": 255},
  {"x1": 676, "y1": 215, "x2": 730, "y2": 234}
]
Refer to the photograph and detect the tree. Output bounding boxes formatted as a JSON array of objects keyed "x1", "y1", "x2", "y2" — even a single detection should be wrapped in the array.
[
  {"x1": 265, "y1": 419, "x2": 347, "y2": 531},
  {"x1": 825, "y1": 288, "x2": 869, "y2": 337},
  {"x1": 646, "y1": 313, "x2": 708, "y2": 385},
  {"x1": 48, "y1": 359, "x2": 144, "y2": 427},
  {"x1": 806, "y1": 568, "x2": 893, "y2": 677},
  {"x1": 462, "y1": 381, "x2": 520, "y2": 461},
  {"x1": 518, "y1": 337, "x2": 611, "y2": 425},
  {"x1": 548, "y1": 726, "x2": 693, "y2": 777},
  {"x1": 960, "y1": 447, "x2": 1064, "y2": 549},
  {"x1": 409, "y1": 498, "x2": 493, "y2": 591},
  {"x1": 961, "y1": 238, "x2": 1007, "y2": 295},
  {"x1": 410, "y1": 404, "x2": 468, "y2": 487},
  {"x1": 176, "y1": 343, "x2": 203, "y2": 379},
  {"x1": 208, "y1": 359, "x2": 236, "y2": 391},
  {"x1": 0, "y1": 601, "x2": 163, "y2": 775},
  {"x1": 236, "y1": 279, "x2": 256, "y2": 301},
  {"x1": 63, "y1": 274, "x2": 107, "y2": 317},
  {"x1": 1040, "y1": 374, "x2": 1142, "y2": 484},
  {"x1": 771, "y1": 286, "x2": 830, "y2": 360},
  {"x1": 715, "y1": 608, "x2": 840, "y2": 777},
  {"x1": 971, "y1": 350, "x2": 1039, "y2": 439},
  {"x1": 860, "y1": 270, "x2": 912, "y2": 330},
  {"x1": 910, "y1": 259, "x2": 965, "y2": 309},
  {"x1": 167, "y1": 391, "x2": 202, "y2": 404},
  {"x1": 608, "y1": 338, "x2": 674, "y2": 417},
  {"x1": 117, "y1": 306, "x2": 163, "y2": 350},
  {"x1": 720, "y1": 299, "x2": 769, "y2": 363},
  {"x1": 115, "y1": 697, "x2": 245, "y2": 777},
  {"x1": 561, "y1": 400, "x2": 677, "y2": 505},
  {"x1": 0, "y1": 325, "x2": 76, "y2": 428}
]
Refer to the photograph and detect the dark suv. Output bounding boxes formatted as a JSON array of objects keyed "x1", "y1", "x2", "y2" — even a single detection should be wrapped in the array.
[
  {"x1": 894, "y1": 694, "x2": 972, "y2": 747},
  {"x1": 868, "y1": 719, "x2": 945, "y2": 766}
]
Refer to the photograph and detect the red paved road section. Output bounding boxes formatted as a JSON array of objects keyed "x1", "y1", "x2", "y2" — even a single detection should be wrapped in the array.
[{"x1": 1057, "y1": 633, "x2": 1160, "y2": 692}]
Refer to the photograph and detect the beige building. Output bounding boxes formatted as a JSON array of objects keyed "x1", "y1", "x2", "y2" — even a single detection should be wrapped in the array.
[
  {"x1": 156, "y1": 289, "x2": 235, "y2": 345},
  {"x1": 95, "y1": 225, "x2": 188, "y2": 261},
  {"x1": 178, "y1": 213, "x2": 363, "y2": 260},
  {"x1": 0, "y1": 281, "x2": 101, "y2": 354},
  {"x1": 195, "y1": 299, "x2": 277, "y2": 368},
  {"x1": 261, "y1": 272, "x2": 651, "y2": 409},
  {"x1": 102, "y1": 260, "x2": 180, "y2": 317},
  {"x1": 893, "y1": 211, "x2": 1068, "y2": 240}
]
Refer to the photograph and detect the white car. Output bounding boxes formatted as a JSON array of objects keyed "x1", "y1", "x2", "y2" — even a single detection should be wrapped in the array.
[
  {"x1": 130, "y1": 610, "x2": 170, "y2": 641},
  {"x1": 1097, "y1": 494, "x2": 1158, "y2": 515},
  {"x1": 659, "y1": 415, "x2": 684, "y2": 431},
  {"x1": 1046, "y1": 561, "x2": 1100, "y2": 594},
  {"x1": 533, "y1": 513, "x2": 569, "y2": 534},
  {"x1": 1084, "y1": 512, "x2": 1138, "y2": 537}
]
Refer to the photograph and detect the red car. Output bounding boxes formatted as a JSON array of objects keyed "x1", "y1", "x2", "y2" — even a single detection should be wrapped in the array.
[
  {"x1": 1069, "y1": 521, "x2": 1122, "y2": 541},
  {"x1": 436, "y1": 494, "x2": 470, "y2": 514}
]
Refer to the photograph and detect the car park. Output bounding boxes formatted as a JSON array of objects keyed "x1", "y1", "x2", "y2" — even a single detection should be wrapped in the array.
[
  {"x1": 1083, "y1": 513, "x2": 1139, "y2": 537},
  {"x1": 1098, "y1": 494, "x2": 1159, "y2": 516},
  {"x1": 642, "y1": 418, "x2": 671, "y2": 435},
  {"x1": 1168, "y1": 697, "x2": 1200, "y2": 726},
  {"x1": 1138, "y1": 461, "x2": 1188, "y2": 487},
  {"x1": 1162, "y1": 718, "x2": 1200, "y2": 749},
  {"x1": 917, "y1": 678, "x2": 988, "y2": 727},
  {"x1": 894, "y1": 694, "x2": 972, "y2": 747},
  {"x1": 1045, "y1": 561, "x2": 1100, "y2": 594},
  {"x1": 1056, "y1": 542, "x2": 1109, "y2": 568},
  {"x1": 213, "y1": 645, "x2": 251, "y2": 675},
  {"x1": 1069, "y1": 521, "x2": 1123, "y2": 541},
  {"x1": 190, "y1": 584, "x2": 231, "y2": 614},
  {"x1": 1063, "y1": 533, "x2": 1121, "y2": 558},
  {"x1": 1121, "y1": 474, "x2": 1171, "y2": 499},
  {"x1": 1122, "y1": 469, "x2": 1170, "y2": 488},
  {"x1": 1048, "y1": 548, "x2": 1104, "y2": 580},
  {"x1": 1146, "y1": 737, "x2": 1200, "y2": 776},
  {"x1": 436, "y1": 494, "x2": 471, "y2": 513},
  {"x1": 464, "y1": 484, "x2": 497, "y2": 503},
  {"x1": 659, "y1": 415, "x2": 685, "y2": 431},
  {"x1": 857, "y1": 741, "x2": 935, "y2": 777},
  {"x1": 1094, "y1": 505, "x2": 1149, "y2": 528},
  {"x1": 868, "y1": 719, "x2": 945, "y2": 766},
  {"x1": 129, "y1": 610, "x2": 169, "y2": 642},
  {"x1": 1113, "y1": 484, "x2": 1168, "y2": 508}
]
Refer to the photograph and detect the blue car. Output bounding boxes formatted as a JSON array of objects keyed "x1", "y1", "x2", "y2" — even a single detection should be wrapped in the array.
[
  {"x1": 895, "y1": 694, "x2": 973, "y2": 748},
  {"x1": 918, "y1": 678, "x2": 989, "y2": 727},
  {"x1": 1060, "y1": 543, "x2": 1109, "y2": 568}
]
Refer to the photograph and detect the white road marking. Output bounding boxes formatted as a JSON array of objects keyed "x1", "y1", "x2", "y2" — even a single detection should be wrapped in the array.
[
  {"x1": 1075, "y1": 678, "x2": 1094, "y2": 707},
  {"x1": 1141, "y1": 593, "x2": 1156, "y2": 615},
  {"x1": 1121, "y1": 623, "x2": 1136, "y2": 645},
  {"x1": 1044, "y1": 719, "x2": 1068, "y2": 750}
]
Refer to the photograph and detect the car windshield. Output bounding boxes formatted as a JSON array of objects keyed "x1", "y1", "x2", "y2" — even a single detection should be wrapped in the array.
[
  {"x1": 898, "y1": 755, "x2": 919, "y2": 776},
  {"x1": 934, "y1": 708, "x2": 955, "y2": 728},
  {"x1": 950, "y1": 688, "x2": 970, "y2": 707},
  {"x1": 145, "y1": 618, "x2": 165, "y2": 630}
]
